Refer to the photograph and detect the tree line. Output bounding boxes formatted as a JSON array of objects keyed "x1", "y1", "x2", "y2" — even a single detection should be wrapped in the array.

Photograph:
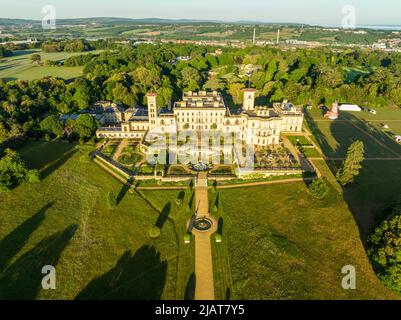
[{"x1": 2, "y1": 43, "x2": 401, "y2": 147}]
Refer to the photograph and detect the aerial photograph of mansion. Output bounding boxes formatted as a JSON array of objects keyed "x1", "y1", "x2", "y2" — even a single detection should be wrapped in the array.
[
  {"x1": 96, "y1": 89, "x2": 304, "y2": 148},
  {"x1": 4, "y1": 0, "x2": 401, "y2": 309}
]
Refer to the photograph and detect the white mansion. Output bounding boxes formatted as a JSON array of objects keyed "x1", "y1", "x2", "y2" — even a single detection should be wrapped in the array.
[{"x1": 96, "y1": 89, "x2": 304, "y2": 147}]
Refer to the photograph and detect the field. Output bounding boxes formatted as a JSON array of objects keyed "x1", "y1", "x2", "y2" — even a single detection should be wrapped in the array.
[
  {"x1": 304, "y1": 106, "x2": 401, "y2": 237},
  {"x1": 304, "y1": 107, "x2": 401, "y2": 159},
  {"x1": 0, "y1": 50, "x2": 100, "y2": 82},
  {"x1": 0, "y1": 141, "x2": 194, "y2": 299},
  {"x1": 215, "y1": 183, "x2": 398, "y2": 299}
]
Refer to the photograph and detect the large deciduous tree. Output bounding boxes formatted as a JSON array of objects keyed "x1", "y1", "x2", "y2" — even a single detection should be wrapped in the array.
[
  {"x1": 0, "y1": 149, "x2": 37, "y2": 192},
  {"x1": 40, "y1": 115, "x2": 64, "y2": 137},
  {"x1": 368, "y1": 197, "x2": 401, "y2": 294},
  {"x1": 73, "y1": 114, "x2": 98, "y2": 139}
]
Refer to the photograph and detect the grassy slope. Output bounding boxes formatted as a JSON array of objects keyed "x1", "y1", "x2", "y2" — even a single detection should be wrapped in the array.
[
  {"x1": 219, "y1": 183, "x2": 398, "y2": 299},
  {"x1": 304, "y1": 107, "x2": 401, "y2": 239},
  {"x1": 0, "y1": 141, "x2": 193, "y2": 300}
]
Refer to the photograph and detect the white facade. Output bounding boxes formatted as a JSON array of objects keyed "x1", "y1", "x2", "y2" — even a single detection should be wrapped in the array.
[{"x1": 96, "y1": 90, "x2": 304, "y2": 147}]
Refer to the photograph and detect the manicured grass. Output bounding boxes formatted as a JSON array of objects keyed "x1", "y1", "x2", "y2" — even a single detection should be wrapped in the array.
[
  {"x1": 101, "y1": 144, "x2": 117, "y2": 158},
  {"x1": 325, "y1": 159, "x2": 401, "y2": 241},
  {"x1": 209, "y1": 191, "x2": 235, "y2": 300},
  {"x1": 118, "y1": 151, "x2": 142, "y2": 167},
  {"x1": 0, "y1": 141, "x2": 193, "y2": 299},
  {"x1": 304, "y1": 108, "x2": 401, "y2": 158},
  {"x1": 287, "y1": 136, "x2": 313, "y2": 146},
  {"x1": 302, "y1": 147, "x2": 322, "y2": 158},
  {"x1": 211, "y1": 173, "x2": 304, "y2": 187},
  {"x1": 309, "y1": 120, "x2": 395, "y2": 157},
  {"x1": 310, "y1": 159, "x2": 342, "y2": 193},
  {"x1": 218, "y1": 183, "x2": 398, "y2": 299},
  {"x1": 0, "y1": 49, "x2": 101, "y2": 81},
  {"x1": 286, "y1": 135, "x2": 321, "y2": 158},
  {"x1": 167, "y1": 165, "x2": 190, "y2": 176}
]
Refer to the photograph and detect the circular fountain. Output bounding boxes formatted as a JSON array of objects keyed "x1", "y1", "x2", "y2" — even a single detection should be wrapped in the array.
[{"x1": 194, "y1": 217, "x2": 213, "y2": 232}]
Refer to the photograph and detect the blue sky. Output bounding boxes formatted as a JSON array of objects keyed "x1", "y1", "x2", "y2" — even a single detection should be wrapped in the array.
[{"x1": 1, "y1": 0, "x2": 401, "y2": 26}]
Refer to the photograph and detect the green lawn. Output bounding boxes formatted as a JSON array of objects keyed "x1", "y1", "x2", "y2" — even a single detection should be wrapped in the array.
[
  {"x1": 0, "y1": 141, "x2": 193, "y2": 299},
  {"x1": 0, "y1": 49, "x2": 101, "y2": 81},
  {"x1": 304, "y1": 108, "x2": 401, "y2": 158},
  {"x1": 217, "y1": 183, "x2": 398, "y2": 299},
  {"x1": 287, "y1": 136, "x2": 313, "y2": 146},
  {"x1": 286, "y1": 135, "x2": 321, "y2": 158},
  {"x1": 305, "y1": 107, "x2": 401, "y2": 236}
]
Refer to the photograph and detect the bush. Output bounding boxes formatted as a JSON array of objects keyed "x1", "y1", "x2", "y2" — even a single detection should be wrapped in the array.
[
  {"x1": 186, "y1": 204, "x2": 192, "y2": 214},
  {"x1": 149, "y1": 226, "x2": 161, "y2": 239},
  {"x1": 368, "y1": 199, "x2": 401, "y2": 294},
  {"x1": 184, "y1": 233, "x2": 191, "y2": 243},
  {"x1": 212, "y1": 205, "x2": 218, "y2": 214},
  {"x1": 215, "y1": 234, "x2": 222, "y2": 243},
  {"x1": 0, "y1": 148, "x2": 30, "y2": 191},
  {"x1": 26, "y1": 169, "x2": 41, "y2": 184},
  {"x1": 308, "y1": 178, "x2": 329, "y2": 199},
  {"x1": 175, "y1": 198, "x2": 182, "y2": 206}
]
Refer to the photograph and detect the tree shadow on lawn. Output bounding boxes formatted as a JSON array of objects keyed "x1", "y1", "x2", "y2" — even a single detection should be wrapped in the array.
[
  {"x1": 0, "y1": 202, "x2": 53, "y2": 271},
  {"x1": 155, "y1": 203, "x2": 172, "y2": 229},
  {"x1": 40, "y1": 149, "x2": 78, "y2": 180},
  {"x1": 217, "y1": 217, "x2": 224, "y2": 235},
  {"x1": 184, "y1": 273, "x2": 196, "y2": 300},
  {"x1": 304, "y1": 109, "x2": 336, "y2": 157},
  {"x1": 221, "y1": 91, "x2": 241, "y2": 114},
  {"x1": 0, "y1": 63, "x2": 18, "y2": 71},
  {"x1": 331, "y1": 113, "x2": 401, "y2": 243},
  {"x1": 11, "y1": 50, "x2": 38, "y2": 57},
  {"x1": 20, "y1": 141, "x2": 75, "y2": 171},
  {"x1": 76, "y1": 245, "x2": 167, "y2": 300},
  {"x1": 0, "y1": 224, "x2": 78, "y2": 300},
  {"x1": 116, "y1": 181, "x2": 131, "y2": 206},
  {"x1": 307, "y1": 110, "x2": 401, "y2": 244}
]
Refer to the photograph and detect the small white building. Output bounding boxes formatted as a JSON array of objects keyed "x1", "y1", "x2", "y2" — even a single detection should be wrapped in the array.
[{"x1": 339, "y1": 104, "x2": 362, "y2": 112}]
